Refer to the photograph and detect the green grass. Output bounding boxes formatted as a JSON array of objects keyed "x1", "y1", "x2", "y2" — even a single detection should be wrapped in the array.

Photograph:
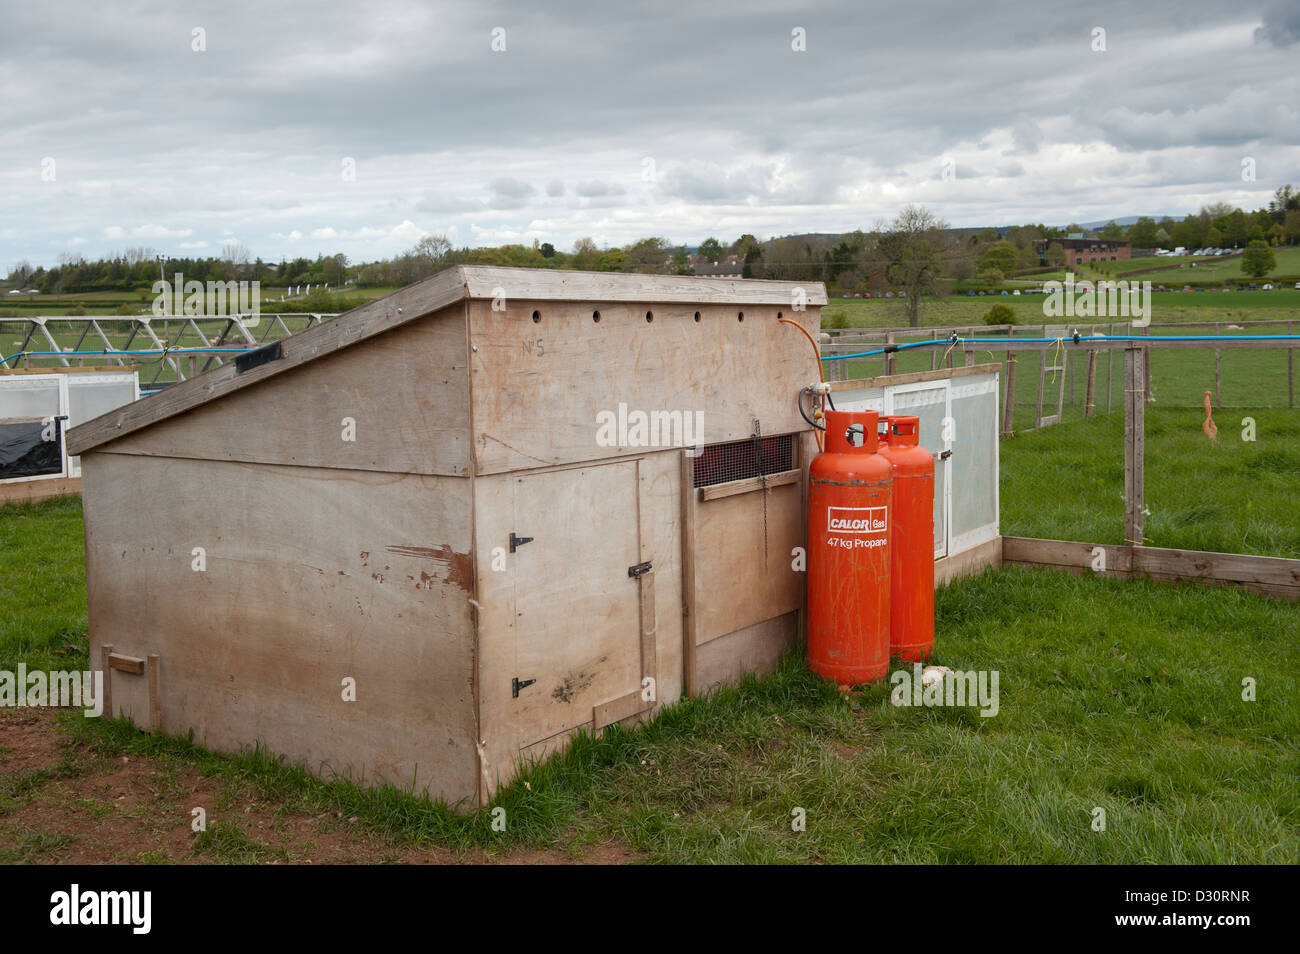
[
  {"x1": 1141, "y1": 246, "x2": 1300, "y2": 282},
  {"x1": 191, "y1": 821, "x2": 291, "y2": 864},
  {"x1": 1, "y1": 499, "x2": 1297, "y2": 863},
  {"x1": 820, "y1": 288, "x2": 1300, "y2": 334},
  {"x1": 1088, "y1": 254, "x2": 1218, "y2": 275},
  {"x1": 0, "y1": 498, "x2": 87, "y2": 672},
  {"x1": 1001, "y1": 407, "x2": 1300, "y2": 555},
  {"x1": 0, "y1": 285, "x2": 394, "y2": 318},
  {"x1": 0, "y1": 826, "x2": 78, "y2": 863}
]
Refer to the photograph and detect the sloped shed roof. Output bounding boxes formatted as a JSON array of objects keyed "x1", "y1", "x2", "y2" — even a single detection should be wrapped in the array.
[{"x1": 66, "y1": 265, "x2": 827, "y2": 456}]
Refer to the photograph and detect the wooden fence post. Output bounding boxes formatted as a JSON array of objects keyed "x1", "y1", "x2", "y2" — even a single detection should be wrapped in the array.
[
  {"x1": 1124, "y1": 345, "x2": 1146, "y2": 548},
  {"x1": 1001, "y1": 326, "x2": 1017, "y2": 437},
  {"x1": 1084, "y1": 349, "x2": 1098, "y2": 418},
  {"x1": 1106, "y1": 322, "x2": 1115, "y2": 415}
]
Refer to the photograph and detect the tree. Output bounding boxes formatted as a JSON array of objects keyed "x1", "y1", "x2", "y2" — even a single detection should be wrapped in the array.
[
  {"x1": 220, "y1": 242, "x2": 251, "y2": 279},
  {"x1": 1045, "y1": 242, "x2": 1066, "y2": 267},
  {"x1": 1284, "y1": 210, "x2": 1300, "y2": 246},
  {"x1": 1099, "y1": 221, "x2": 1125, "y2": 239},
  {"x1": 1171, "y1": 215, "x2": 1203, "y2": 250},
  {"x1": 1126, "y1": 217, "x2": 1158, "y2": 249},
  {"x1": 978, "y1": 240, "x2": 1017, "y2": 277},
  {"x1": 539, "y1": 242, "x2": 555, "y2": 258},
  {"x1": 697, "y1": 237, "x2": 724, "y2": 263},
  {"x1": 572, "y1": 237, "x2": 599, "y2": 266},
  {"x1": 1269, "y1": 184, "x2": 1299, "y2": 221},
  {"x1": 879, "y1": 205, "x2": 950, "y2": 327},
  {"x1": 1204, "y1": 226, "x2": 1224, "y2": 248},
  {"x1": 1241, "y1": 240, "x2": 1276, "y2": 278},
  {"x1": 733, "y1": 234, "x2": 760, "y2": 262},
  {"x1": 323, "y1": 253, "x2": 348, "y2": 287},
  {"x1": 1200, "y1": 202, "x2": 1236, "y2": 221},
  {"x1": 670, "y1": 245, "x2": 691, "y2": 275},
  {"x1": 622, "y1": 237, "x2": 671, "y2": 273},
  {"x1": 1225, "y1": 211, "x2": 1251, "y2": 248},
  {"x1": 6, "y1": 260, "x2": 33, "y2": 285},
  {"x1": 411, "y1": 235, "x2": 451, "y2": 272}
]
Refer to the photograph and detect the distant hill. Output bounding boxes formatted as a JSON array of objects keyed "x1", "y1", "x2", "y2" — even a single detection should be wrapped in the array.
[{"x1": 1075, "y1": 216, "x2": 1145, "y2": 229}]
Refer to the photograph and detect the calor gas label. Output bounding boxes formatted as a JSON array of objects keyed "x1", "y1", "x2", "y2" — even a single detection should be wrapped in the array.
[{"x1": 827, "y1": 506, "x2": 887, "y2": 534}]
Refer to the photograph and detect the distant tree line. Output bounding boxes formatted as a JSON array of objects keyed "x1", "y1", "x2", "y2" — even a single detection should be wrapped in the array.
[{"x1": 7, "y1": 186, "x2": 1297, "y2": 308}]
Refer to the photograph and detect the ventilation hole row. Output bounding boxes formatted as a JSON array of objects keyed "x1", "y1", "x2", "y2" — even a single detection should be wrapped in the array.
[{"x1": 529, "y1": 309, "x2": 778, "y2": 323}]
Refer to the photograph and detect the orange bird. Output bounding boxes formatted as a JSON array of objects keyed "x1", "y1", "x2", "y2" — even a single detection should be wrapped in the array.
[{"x1": 1202, "y1": 390, "x2": 1218, "y2": 441}]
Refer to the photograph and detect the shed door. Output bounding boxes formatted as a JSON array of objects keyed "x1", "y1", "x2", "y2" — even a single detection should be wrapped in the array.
[{"x1": 506, "y1": 461, "x2": 648, "y2": 751}]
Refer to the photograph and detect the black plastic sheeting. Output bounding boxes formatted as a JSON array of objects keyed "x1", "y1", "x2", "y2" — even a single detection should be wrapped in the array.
[{"x1": 0, "y1": 420, "x2": 62, "y2": 479}]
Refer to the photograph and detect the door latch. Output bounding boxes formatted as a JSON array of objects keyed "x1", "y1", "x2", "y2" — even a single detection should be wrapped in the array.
[
  {"x1": 940, "y1": 450, "x2": 953, "y2": 460},
  {"x1": 509, "y1": 532, "x2": 533, "y2": 553},
  {"x1": 512, "y1": 676, "x2": 536, "y2": 698},
  {"x1": 628, "y1": 561, "x2": 653, "y2": 578}
]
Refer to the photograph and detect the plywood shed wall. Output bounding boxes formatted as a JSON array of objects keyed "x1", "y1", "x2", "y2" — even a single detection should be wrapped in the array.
[{"x1": 67, "y1": 266, "x2": 827, "y2": 809}]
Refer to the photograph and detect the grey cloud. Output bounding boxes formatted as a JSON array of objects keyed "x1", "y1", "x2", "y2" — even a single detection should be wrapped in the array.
[
  {"x1": 1255, "y1": 1, "x2": 1300, "y2": 47},
  {"x1": 488, "y1": 177, "x2": 535, "y2": 200},
  {"x1": 572, "y1": 180, "x2": 626, "y2": 198},
  {"x1": 0, "y1": 0, "x2": 1297, "y2": 267}
]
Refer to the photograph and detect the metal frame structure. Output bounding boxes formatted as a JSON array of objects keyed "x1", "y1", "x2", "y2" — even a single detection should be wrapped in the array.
[{"x1": 0, "y1": 314, "x2": 336, "y2": 387}]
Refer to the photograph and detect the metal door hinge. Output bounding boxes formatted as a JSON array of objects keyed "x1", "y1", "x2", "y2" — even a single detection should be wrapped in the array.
[
  {"x1": 512, "y1": 677, "x2": 535, "y2": 698},
  {"x1": 628, "y1": 561, "x2": 653, "y2": 578},
  {"x1": 509, "y1": 532, "x2": 533, "y2": 552}
]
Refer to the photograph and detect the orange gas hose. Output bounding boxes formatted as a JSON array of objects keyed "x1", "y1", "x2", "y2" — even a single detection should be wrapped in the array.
[{"x1": 779, "y1": 316, "x2": 825, "y2": 450}]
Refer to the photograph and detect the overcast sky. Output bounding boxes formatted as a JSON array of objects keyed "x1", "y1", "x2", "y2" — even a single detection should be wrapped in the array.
[{"x1": 2, "y1": 0, "x2": 1297, "y2": 269}]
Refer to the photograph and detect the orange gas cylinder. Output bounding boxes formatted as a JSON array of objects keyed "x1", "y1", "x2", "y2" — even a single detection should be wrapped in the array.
[
  {"x1": 877, "y1": 415, "x2": 935, "y2": 661},
  {"x1": 807, "y1": 410, "x2": 892, "y2": 686}
]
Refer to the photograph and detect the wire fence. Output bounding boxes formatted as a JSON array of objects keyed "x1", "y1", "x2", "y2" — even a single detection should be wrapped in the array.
[{"x1": 822, "y1": 320, "x2": 1300, "y2": 433}]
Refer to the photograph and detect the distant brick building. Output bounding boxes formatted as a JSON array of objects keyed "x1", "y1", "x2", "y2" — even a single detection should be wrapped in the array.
[{"x1": 1040, "y1": 235, "x2": 1131, "y2": 266}]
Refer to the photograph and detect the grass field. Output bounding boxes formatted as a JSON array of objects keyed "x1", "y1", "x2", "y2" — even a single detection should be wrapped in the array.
[
  {"x1": 1142, "y1": 246, "x2": 1300, "y2": 282},
  {"x1": 2, "y1": 469, "x2": 1298, "y2": 862},
  {"x1": 0, "y1": 286, "x2": 394, "y2": 318},
  {"x1": 822, "y1": 288, "x2": 1300, "y2": 331},
  {"x1": 1001, "y1": 407, "x2": 1300, "y2": 556},
  {"x1": 1088, "y1": 254, "x2": 1223, "y2": 276}
]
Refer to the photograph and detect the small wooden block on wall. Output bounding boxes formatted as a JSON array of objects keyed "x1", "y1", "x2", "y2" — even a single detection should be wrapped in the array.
[{"x1": 593, "y1": 689, "x2": 648, "y2": 731}]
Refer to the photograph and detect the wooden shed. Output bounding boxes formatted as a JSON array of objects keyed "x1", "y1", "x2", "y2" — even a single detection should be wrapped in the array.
[{"x1": 67, "y1": 266, "x2": 827, "y2": 808}]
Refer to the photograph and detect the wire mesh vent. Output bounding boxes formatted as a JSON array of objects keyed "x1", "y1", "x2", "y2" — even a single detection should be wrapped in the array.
[{"x1": 693, "y1": 433, "x2": 795, "y2": 488}]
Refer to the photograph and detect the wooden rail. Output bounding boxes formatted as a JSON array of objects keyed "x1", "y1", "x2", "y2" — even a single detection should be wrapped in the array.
[{"x1": 1002, "y1": 536, "x2": 1300, "y2": 602}]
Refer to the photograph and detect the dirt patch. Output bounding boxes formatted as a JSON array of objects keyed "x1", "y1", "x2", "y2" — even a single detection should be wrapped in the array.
[
  {"x1": 0, "y1": 707, "x2": 60, "y2": 775},
  {"x1": 0, "y1": 708, "x2": 636, "y2": 865}
]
